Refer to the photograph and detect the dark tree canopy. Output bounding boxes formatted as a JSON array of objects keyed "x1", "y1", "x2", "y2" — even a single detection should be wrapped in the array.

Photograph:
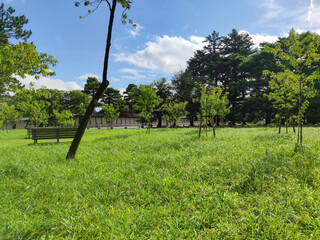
[{"x1": 0, "y1": 3, "x2": 32, "y2": 44}]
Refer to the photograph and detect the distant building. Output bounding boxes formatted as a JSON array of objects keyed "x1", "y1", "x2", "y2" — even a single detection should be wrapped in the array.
[{"x1": 1, "y1": 112, "x2": 193, "y2": 130}]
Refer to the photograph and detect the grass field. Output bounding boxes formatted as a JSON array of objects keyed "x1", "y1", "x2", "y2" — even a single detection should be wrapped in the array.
[{"x1": 1, "y1": 127, "x2": 320, "y2": 239}]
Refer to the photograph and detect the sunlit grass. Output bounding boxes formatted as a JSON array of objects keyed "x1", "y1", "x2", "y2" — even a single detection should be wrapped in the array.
[{"x1": 1, "y1": 127, "x2": 320, "y2": 239}]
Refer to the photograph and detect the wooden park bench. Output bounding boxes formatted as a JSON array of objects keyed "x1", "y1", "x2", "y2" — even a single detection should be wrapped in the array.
[{"x1": 31, "y1": 127, "x2": 78, "y2": 144}]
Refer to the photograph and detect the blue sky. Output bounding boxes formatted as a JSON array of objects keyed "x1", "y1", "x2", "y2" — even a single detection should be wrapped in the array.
[{"x1": 5, "y1": 0, "x2": 320, "y2": 93}]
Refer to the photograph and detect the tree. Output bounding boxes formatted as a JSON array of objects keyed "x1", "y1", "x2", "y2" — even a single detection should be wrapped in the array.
[
  {"x1": 241, "y1": 48, "x2": 279, "y2": 125},
  {"x1": 124, "y1": 83, "x2": 138, "y2": 112},
  {"x1": 102, "y1": 104, "x2": 120, "y2": 129},
  {"x1": 0, "y1": 3, "x2": 32, "y2": 44},
  {"x1": 171, "y1": 70, "x2": 200, "y2": 126},
  {"x1": 221, "y1": 29, "x2": 255, "y2": 124},
  {"x1": 15, "y1": 86, "x2": 51, "y2": 127},
  {"x1": 61, "y1": 90, "x2": 91, "y2": 116},
  {"x1": 160, "y1": 98, "x2": 188, "y2": 127},
  {"x1": 152, "y1": 78, "x2": 172, "y2": 127},
  {"x1": 182, "y1": 29, "x2": 256, "y2": 125},
  {"x1": 83, "y1": 77, "x2": 100, "y2": 98},
  {"x1": 67, "y1": 0, "x2": 135, "y2": 158},
  {"x1": 53, "y1": 109, "x2": 75, "y2": 127},
  {"x1": 0, "y1": 3, "x2": 57, "y2": 95},
  {"x1": 198, "y1": 84, "x2": 229, "y2": 137},
  {"x1": 264, "y1": 29, "x2": 320, "y2": 143},
  {"x1": 0, "y1": 102, "x2": 20, "y2": 132},
  {"x1": 133, "y1": 85, "x2": 162, "y2": 134},
  {"x1": 101, "y1": 87, "x2": 124, "y2": 110}
]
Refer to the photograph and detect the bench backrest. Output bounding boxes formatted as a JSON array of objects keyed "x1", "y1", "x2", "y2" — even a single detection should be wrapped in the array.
[{"x1": 31, "y1": 127, "x2": 78, "y2": 140}]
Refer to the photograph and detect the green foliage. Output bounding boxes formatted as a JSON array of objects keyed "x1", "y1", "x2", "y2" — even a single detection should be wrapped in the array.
[
  {"x1": 0, "y1": 43, "x2": 57, "y2": 93},
  {"x1": 175, "y1": 29, "x2": 255, "y2": 124},
  {"x1": 0, "y1": 4, "x2": 57, "y2": 94},
  {"x1": 102, "y1": 104, "x2": 120, "y2": 129},
  {"x1": 264, "y1": 30, "x2": 320, "y2": 116},
  {"x1": 63, "y1": 90, "x2": 91, "y2": 116},
  {"x1": 124, "y1": 83, "x2": 138, "y2": 112},
  {"x1": 0, "y1": 102, "x2": 19, "y2": 131},
  {"x1": 264, "y1": 30, "x2": 320, "y2": 142},
  {"x1": 53, "y1": 109, "x2": 75, "y2": 127},
  {"x1": 83, "y1": 77, "x2": 100, "y2": 98},
  {"x1": 133, "y1": 85, "x2": 162, "y2": 132},
  {"x1": 15, "y1": 86, "x2": 51, "y2": 127},
  {"x1": 199, "y1": 84, "x2": 230, "y2": 124},
  {"x1": 101, "y1": 87, "x2": 125, "y2": 110},
  {"x1": 75, "y1": 0, "x2": 136, "y2": 27},
  {"x1": 0, "y1": 3, "x2": 32, "y2": 44},
  {"x1": 161, "y1": 98, "x2": 188, "y2": 127},
  {"x1": 1, "y1": 128, "x2": 320, "y2": 238},
  {"x1": 171, "y1": 70, "x2": 200, "y2": 125}
]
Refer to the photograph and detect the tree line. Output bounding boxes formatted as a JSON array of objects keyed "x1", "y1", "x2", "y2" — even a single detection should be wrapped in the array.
[{"x1": 172, "y1": 29, "x2": 320, "y2": 127}]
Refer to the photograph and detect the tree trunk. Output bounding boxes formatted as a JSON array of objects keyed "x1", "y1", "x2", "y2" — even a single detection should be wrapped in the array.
[
  {"x1": 66, "y1": 0, "x2": 117, "y2": 159},
  {"x1": 190, "y1": 116, "x2": 194, "y2": 127},
  {"x1": 198, "y1": 116, "x2": 202, "y2": 138},
  {"x1": 292, "y1": 117, "x2": 295, "y2": 133},
  {"x1": 212, "y1": 117, "x2": 216, "y2": 137},
  {"x1": 157, "y1": 116, "x2": 162, "y2": 128},
  {"x1": 278, "y1": 117, "x2": 281, "y2": 134}
]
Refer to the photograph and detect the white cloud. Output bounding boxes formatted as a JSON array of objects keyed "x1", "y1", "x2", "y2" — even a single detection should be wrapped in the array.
[
  {"x1": 127, "y1": 24, "x2": 143, "y2": 38},
  {"x1": 118, "y1": 68, "x2": 146, "y2": 81},
  {"x1": 307, "y1": 0, "x2": 320, "y2": 29},
  {"x1": 239, "y1": 30, "x2": 279, "y2": 48},
  {"x1": 77, "y1": 73, "x2": 99, "y2": 80},
  {"x1": 259, "y1": 0, "x2": 284, "y2": 24},
  {"x1": 122, "y1": 75, "x2": 146, "y2": 80},
  {"x1": 114, "y1": 35, "x2": 206, "y2": 74},
  {"x1": 119, "y1": 68, "x2": 144, "y2": 75},
  {"x1": 15, "y1": 75, "x2": 83, "y2": 91},
  {"x1": 258, "y1": 0, "x2": 315, "y2": 32}
]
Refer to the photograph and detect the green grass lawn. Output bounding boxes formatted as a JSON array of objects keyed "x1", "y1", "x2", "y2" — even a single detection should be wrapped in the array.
[{"x1": 1, "y1": 127, "x2": 320, "y2": 239}]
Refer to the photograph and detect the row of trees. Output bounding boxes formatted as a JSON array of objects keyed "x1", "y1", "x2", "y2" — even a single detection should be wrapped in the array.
[
  {"x1": 1, "y1": 75, "x2": 232, "y2": 135},
  {"x1": 171, "y1": 29, "x2": 320, "y2": 128}
]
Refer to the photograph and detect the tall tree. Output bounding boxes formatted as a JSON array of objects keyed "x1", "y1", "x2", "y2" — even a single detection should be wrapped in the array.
[
  {"x1": 101, "y1": 87, "x2": 124, "y2": 109},
  {"x1": 0, "y1": 3, "x2": 32, "y2": 44},
  {"x1": 67, "y1": 0, "x2": 135, "y2": 158},
  {"x1": 124, "y1": 83, "x2": 138, "y2": 112},
  {"x1": 83, "y1": 77, "x2": 100, "y2": 98},
  {"x1": 241, "y1": 46, "x2": 279, "y2": 124},
  {"x1": 171, "y1": 70, "x2": 200, "y2": 126},
  {"x1": 152, "y1": 78, "x2": 172, "y2": 127},
  {"x1": 0, "y1": 3, "x2": 57, "y2": 95},
  {"x1": 221, "y1": 29, "x2": 255, "y2": 124}
]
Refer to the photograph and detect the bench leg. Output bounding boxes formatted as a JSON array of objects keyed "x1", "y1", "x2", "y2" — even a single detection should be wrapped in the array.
[
  {"x1": 34, "y1": 139, "x2": 37, "y2": 144},
  {"x1": 57, "y1": 138, "x2": 59, "y2": 143}
]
